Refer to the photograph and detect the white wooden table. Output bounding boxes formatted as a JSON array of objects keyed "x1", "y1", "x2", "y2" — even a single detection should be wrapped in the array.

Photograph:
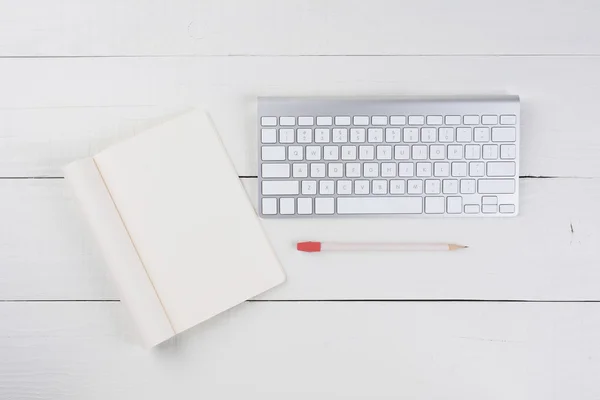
[{"x1": 2, "y1": 1, "x2": 600, "y2": 398}]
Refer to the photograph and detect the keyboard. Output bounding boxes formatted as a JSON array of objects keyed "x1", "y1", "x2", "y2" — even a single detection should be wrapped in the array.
[{"x1": 258, "y1": 96, "x2": 520, "y2": 217}]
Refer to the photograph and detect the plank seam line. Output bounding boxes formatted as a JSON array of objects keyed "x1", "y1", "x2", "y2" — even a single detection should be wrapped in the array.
[
  {"x1": 2, "y1": 299, "x2": 600, "y2": 303},
  {"x1": 91, "y1": 157, "x2": 176, "y2": 334},
  {"x1": 1, "y1": 54, "x2": 600, "y2": 59}
]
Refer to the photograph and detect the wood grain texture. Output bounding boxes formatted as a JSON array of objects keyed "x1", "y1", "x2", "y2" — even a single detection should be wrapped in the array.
[
  {"x1": 1, "y1": 301, "x2": 600, "y2": 399},
  {"x1": 1, "y1": 57, "x2": 600, "y2": 177},
  {"x1": 1, "y1": 178, "x2": 597, "y2": 301},
  {"x1": 1, "y1": 0, "x2": 600, "y2": 56}
]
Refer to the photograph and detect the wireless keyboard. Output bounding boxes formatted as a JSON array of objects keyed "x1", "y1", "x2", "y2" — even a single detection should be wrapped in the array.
[{"x1": 258, "y1": 96, "x2": 520, "y2": 217}]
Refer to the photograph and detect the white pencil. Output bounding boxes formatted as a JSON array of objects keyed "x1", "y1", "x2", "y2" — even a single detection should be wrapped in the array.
[{"x1": 296, "y1": 241, "x2": 467, "y2": 253}]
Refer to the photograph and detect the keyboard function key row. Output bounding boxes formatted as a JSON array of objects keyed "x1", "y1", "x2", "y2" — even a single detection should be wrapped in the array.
[{"x1": 261, "y1": 115, "x2": 517, "y2": 127}]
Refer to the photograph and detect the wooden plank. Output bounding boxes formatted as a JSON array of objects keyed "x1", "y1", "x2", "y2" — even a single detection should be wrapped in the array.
[
  {"x1": 1, "y1": 57, "x2": 600, "y2": 177},
  {"x1": 1, "y1": 301, "x2": 600, "y2": 399},
  {"x1": 1, "y1": 0, "x2": 600, "y2": 56},
  {"x1": 0, "y1": 178, "x2": 598, "y2": 301}
]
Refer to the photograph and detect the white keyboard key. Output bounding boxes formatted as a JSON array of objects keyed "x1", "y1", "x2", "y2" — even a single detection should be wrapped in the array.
[
  {"x1": 298, "y1": 116, "x2": 314, "y2": 126},
  {"x1": 261, "y1": 128, "x2": 277, "y2": 143},
  {"x1": 262, "y1": 180, "x2": 299, "y2": 195},
  {"x1": 403, "y1": 127, "x2": 419, "y2": 142},
  {"x1": 456, "y1": 127, "x2": 472, "y2": 142},
  {"x1": 430, "y1": 145, "x2": 445, "y2": 160},
  {"x1": 333, "y1": 128, "x2": 348, "y2": 143},
  {"x1": 447, "y1": 145, "x2": 463, "y2": 160},
  {"x1": 306, "y1": 146, "x2": 321, "y2": 160},
  {"x1": 478, "y1": 179, "x2": 515, "y2": 194},
  {"x1": 297, "y1": 198, "x2": 313, "y2": 214},
  {"x1": 342, "y1": 145, "x2": 357, "y2": 160},
  {"x1": 372, "y1": 116, "x2": 388, "y2": 125},
  {"x1": 385, "y1": 128, "x2": 402, "y2": 142},
  {"x1": 262, "y1": 146, "x2": 286, "y2": 161},
  {"x1": 474, "y1": 127, "x2": 490, "y2": 142},
  {"x1": 377, "y1": 145, "x2": 392, "y2": 160},
  {"x1": 446, "y1": 197, "x2": 462, "y2": 214},
  {"x1": 482, "y1": 115, "x2": 498, "y2": 125},
  {"x1": 434, "y1": 162, "x2": 450, "y2": 177},
  {"x1": 451, "y1": 162, "x2": 467, "y2": 177},
  {"x1": 346, "y1": 163, "x2": 361, "y2": 177},
  {"x1": 293, "y1": 163, "x2": 308, "y2": 178},
  {"x1": 350, "y1": 128, "x2": 366, "y2": 143},
  {"x1": 425, "y1": 197, "x2": 445, "y2": 214},
  {"x1": 381, "y1": 162, "x2": 397, "y2": 177},
  {"x1": 359, "y1": 145, "x2": 375, "y2": 160},
  {"x1": 315, "y1": 128, "x2": 330, "y2": 143},
  {"x1": 323, "y1": 146, "x2": 339, "y2": 160},
  {"x1": 469, "y1": 162, "x2": 485, "y2": 177},
  {"x1": 337, "y1": 197, "x2": 422, "y2": 214},
  {"x1": 482, "y1": 196, "x2": 497, "y2": 205},
  {"x1": 425, "y1": 179, "x2": 441, "y2": 194},
  {"x1": 317, "y1": 116, "x2": 333, "y2": 126},
  {"x1": 412, "y1": 145, "x2": 428, "y2": 160},
  {"x1": 368, "y1": 128, "x2": 384, "y2": 142},
  {"x1": 315, "y1": 198, "x2": 335, "y2": 214},
  {"x1": 319, "y1": 180, "x2": 335, "y2": 195},
  {"x1": 363, "y1": 163, "x2": 379, "y2": 177},
  {"x1": 492, "y1": 127, "x2": 516, "y2": 142},
  {"x1": 500, "y1": 144, "x2": 517, "y2": 159},
  {"x1": 500, "y1": 115, "x2": 517, "y2": 125},
  {"x1": 460, "y1": 179, "x2": 476, "y2": 194},
  {"x1": 372, "y1": 180, "x2": 388, "y2": 194},
  {"x1": 337, "y1": 180, "x2": 352, "y2": 195},
  {"x1": 407, "y1": 179, "x2": 423, "y2": 194},
  {"x1": 464, "y1": 204, "x2": 480, "y2": 214},
  {"x1": 280, "y1": 116, "x2": 296, "y2": 126},
  {"x1": 398, "y1": 162, "x2": 413, "y2": 177},
  {"x1": 354, "y1": 180, "x2": 370, "y2": 194},
  {"x1": 262, "y1": 163, "x2": 290, "y2": 178},
  {"x1": 335, "y1": 116, "x2": 351, "y2": 126},
  {"x1": 395, "y1": 145, "x2": 410, "y2": 160},
  {"x1": 499, "y1": 204, "x2": 516, "y2": 213},
  {"x1": 408, "y1": 115, "x2": 425, "y2": 125},
  {"x1": 262, "y1": 198, "x2": 277, "y2": 214},
  {"x1": 280, "y1": 198, "x2": 295, "y2": 215},
  {"x1": 421, "y1": 127, "x2": 436, "y2": 143},
  {"x1": 354, "y1": 116, "x2": 370, "y2": 126},
  {"x1": 390, "y1": 116, "x2": 407, "y2": 125},
  {"x1": 445, "y1": 115, "x2": 461, "y2": 125},
  {"x1": 487, "y1": 161, "x2": 516, "y2": 177},
  {"x1": 328, "y1": 163, "x2": 344, "y2": 177},
  {"x1": 288, "y1": 146, "x2": 303, "y2": 160},
  {"x1": 463, "y1": 115, "x2": 479, "y2": 125},
  {"x1": 297, "y1": 128, "x2": 312, "y2": 143},
  {"x1": 427, "y1": 115, "x2": 443, "y2": 125},
  {"x1": 438, "y1": 127, "x2": 454, "y2": 142},
  {"x1": 482, "y1": 204, "x2": 497, "y2": 214},
  {"x1": 279, "y1": 128, "x2": 295, "y2": 143},
  {"x1": 390, "y1": 180, "x2": 406, "y2": 194},
  {"x1": 416, "y1": 162, "x2": 432, "y2": 177},
  {"x1": 310, "y1": 163, "x2": 326, "y2": 177},
  {"x1": 483, "y1": 144, "x2": 498, "y2": 159},
  {"x1": 302, "y1": 180, "x2": 317, "y2": 195},
  {"x1": 261, "y1": 116, "x2": 277, "y2": 126},
  {"x1": 465, "y1": 144, "x2": 481, "y2": 159},
  {"x1": 443, "y1": 179, "x2": 458, "y2": 194}
]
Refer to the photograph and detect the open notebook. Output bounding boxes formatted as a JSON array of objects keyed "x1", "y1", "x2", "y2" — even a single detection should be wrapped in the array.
[{"x1": 64, "y1": 109, "x2": 285, "y2": 347}]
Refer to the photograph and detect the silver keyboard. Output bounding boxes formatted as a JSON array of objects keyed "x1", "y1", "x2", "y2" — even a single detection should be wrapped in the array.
[{"x1": 258, "y1": 96, "x2": 520, "y2": 217}]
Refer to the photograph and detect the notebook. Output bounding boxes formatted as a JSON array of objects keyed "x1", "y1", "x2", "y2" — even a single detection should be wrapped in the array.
[{"x1": 64, "y1": 109, "x2": 285, "y2": 347}]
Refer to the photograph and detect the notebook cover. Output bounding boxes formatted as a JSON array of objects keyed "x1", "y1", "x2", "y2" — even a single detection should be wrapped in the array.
[{"x1": 64, "y1": 109, "x2": 285, "y2": 347}]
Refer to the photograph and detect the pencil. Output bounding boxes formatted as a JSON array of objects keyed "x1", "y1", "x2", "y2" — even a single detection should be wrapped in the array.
[{"x1": 296, "y1": 241, "x2": 468, "y2": 252}]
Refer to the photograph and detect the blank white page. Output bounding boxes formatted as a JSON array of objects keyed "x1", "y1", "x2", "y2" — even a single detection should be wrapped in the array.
[{"x1": 94, "y1": 109, "x2": 285, "y2": 334}]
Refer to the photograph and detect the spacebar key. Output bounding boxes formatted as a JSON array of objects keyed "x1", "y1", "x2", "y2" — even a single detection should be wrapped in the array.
[{"x1": 337, "y1": 197, "x2": 423, "y2": 214}]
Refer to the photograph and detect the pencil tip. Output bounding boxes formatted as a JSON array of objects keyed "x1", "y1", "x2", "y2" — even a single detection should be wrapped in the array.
[{"x1": 449, "y1": 244, "x2": 469, "y2": 251}]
